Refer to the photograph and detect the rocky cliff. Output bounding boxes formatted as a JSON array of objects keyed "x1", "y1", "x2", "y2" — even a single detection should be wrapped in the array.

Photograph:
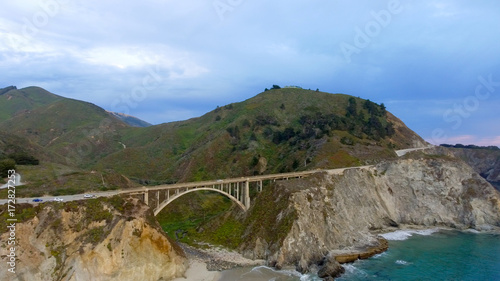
[
  {"x1": 0, "y1": 197, "x2": 187, "y2": 281},
  {"x1": 432, "y1": 146, "x2": 500, "y2": 190},
  {"x1": 239, "y1": 156, "x2": 500, "y2": 276}
]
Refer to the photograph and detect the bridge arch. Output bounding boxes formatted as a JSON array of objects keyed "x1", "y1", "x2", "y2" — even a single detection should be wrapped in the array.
[{"x1": 153, "y1": 188, "x2": 246, "y2": 216}]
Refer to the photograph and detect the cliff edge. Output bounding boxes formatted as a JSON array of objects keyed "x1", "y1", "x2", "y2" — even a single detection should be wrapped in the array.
[
  {"x1": 0, "y1": 197, "x2": 187, "y2": 281},
  {"x1": 238, "y1": 156, "x2": 500, "y2": 276}
]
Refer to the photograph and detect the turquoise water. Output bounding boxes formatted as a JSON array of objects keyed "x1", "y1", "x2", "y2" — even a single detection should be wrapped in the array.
[
  {"x1": 218, "y1": 229, "x2": 500, "y2": 281},
  {"x1": 340, "y1": 229, "x2": 500, "y2": 281}
]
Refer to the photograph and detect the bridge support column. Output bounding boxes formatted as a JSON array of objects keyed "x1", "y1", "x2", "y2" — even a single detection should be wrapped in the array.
[
  {"x1": 144, "y1": 191, "x2": 149, "y2": 205},
  {"x1": 244, "y1": 179, "x2": 250, "y2": 210},
  {"x1": 156, "y1": 190, "x2": 160, "y2": 210}
]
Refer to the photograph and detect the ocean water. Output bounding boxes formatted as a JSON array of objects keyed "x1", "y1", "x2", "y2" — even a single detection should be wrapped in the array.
[{"x1": 217, "y1": 229, "x2": 500, "y2": 281}]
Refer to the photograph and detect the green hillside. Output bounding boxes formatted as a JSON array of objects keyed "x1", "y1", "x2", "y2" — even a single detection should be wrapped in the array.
[
  {"x1": 0, "y1": 87, "x2": 130, "y2": 167},
  {"x1": 0, "y1": 131, "x2": 48, "y2": 161},
  {"x1": 96, "y1": 88, "x2": 426, "y2": 183},
  {"x1": 0, "y1": 86, "x2": 135, "y2": 197},
  {"x1": 0, "y1": 86, "x2": 64, "y2": 121}
]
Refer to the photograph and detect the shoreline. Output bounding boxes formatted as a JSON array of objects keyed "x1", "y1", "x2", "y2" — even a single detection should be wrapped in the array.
[
  {"x1": 173, "y1": 243, "x2": 265, "y2": 281},
  {"x1": 331, "y1": 224, "x2": 500, "y2": 264},
  {"x1": 172, "y1": 260, "x2": 221, "y2": 281},
  {"x1": 172, "y1": 225, "x2": 500, "y2": 281}
]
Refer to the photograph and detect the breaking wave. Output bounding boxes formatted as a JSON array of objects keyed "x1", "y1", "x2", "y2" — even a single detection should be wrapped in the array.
[{"x1": 380, "y1": 228, "x2": 441, "y2": 241}]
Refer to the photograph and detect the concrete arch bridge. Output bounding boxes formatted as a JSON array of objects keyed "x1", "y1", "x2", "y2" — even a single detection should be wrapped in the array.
[{"x1": 122, "y1": 170, "x2": 327, "y2": 216}]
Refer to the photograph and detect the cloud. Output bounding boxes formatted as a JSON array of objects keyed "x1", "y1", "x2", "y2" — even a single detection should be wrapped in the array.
[
  {"x1": 0, "y1": 0, "x2": 499, "y2": 140},
  {"x1": 79, "y1": 45, "x2": 209, "y2": 78}
]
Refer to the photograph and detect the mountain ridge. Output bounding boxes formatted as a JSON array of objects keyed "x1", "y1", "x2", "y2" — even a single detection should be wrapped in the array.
[
  {"x1": 0, "y1": 86, "x2": 151, "y2": 128},
  {"x1": 107, "y1": 111, "x2": 152, "y2": 127}
]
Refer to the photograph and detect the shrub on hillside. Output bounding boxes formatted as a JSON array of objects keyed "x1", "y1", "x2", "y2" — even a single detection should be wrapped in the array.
[
  {"x1": 0, "y1": 159, "x2": 16, "y2": 178},
  {"x1": 8, "y1": 152, "x2": 39, "y2": 165}
]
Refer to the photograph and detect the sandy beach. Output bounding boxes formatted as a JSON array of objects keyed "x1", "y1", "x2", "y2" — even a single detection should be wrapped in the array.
[
  {"x1": 173, "y1": 243, "x2": 265, "y2": 281},
  {"x1": 172, "y1": 260, "x2": 221, "y2": 281}
]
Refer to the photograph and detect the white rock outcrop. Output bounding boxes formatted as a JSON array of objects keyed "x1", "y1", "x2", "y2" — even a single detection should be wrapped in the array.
[{"x1": 0, "y1": 198, "x2": 187, "y2": 281}]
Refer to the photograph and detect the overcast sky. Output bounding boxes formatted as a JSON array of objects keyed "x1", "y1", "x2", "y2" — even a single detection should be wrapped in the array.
[{"x1": 1, "y1": 0, "x2": 499, "y2": 146}]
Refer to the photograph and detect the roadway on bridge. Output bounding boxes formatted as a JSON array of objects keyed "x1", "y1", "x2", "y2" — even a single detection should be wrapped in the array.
[{"x1": 0, "y1": 165, "x2": 374, "y2": 205}]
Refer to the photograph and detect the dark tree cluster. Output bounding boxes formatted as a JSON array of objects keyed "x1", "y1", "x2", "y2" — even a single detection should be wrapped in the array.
[
  {"x1": 267, "y1": 101, "x2": 395, "y2": 145},
  {"x1": 264, "y1": 85, "x2": 282, "y2": 91},
  {"x1": 0, "y1": 151, "x2": 39, "y2": 177},
  {"x1": 0, "y1": 159, "x2": 15, "y2": 178},
  {"x1": 347, "y1": 99, "x2": 393, "y2": 140},
  {"x1": 272, "y1": 127, "x2": 297, "y2": 144},
  {"x1": 8, "y1": 152, "x2": 39, "y2": 165},
  {"x1": 255, "y1": 115, "x2": 279, "y2": 126},
  {"x1": 363, "y1": 99, "x2": 386, "y2": 117},
  {"x1": 440, "y1": 144, "x2": 500, "y2": 150},
  {"x1": 223, "y1": 97, "x2": 395, "y2": 153},
  {"x1": 226, "y1": 126, "x2": 240, "y2": 139}
]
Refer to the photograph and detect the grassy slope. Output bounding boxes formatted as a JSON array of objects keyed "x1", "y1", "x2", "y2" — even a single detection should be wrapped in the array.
[
  {"x1": 0, "y1": 131, "x2": 57, "y2": 162},
  {"x1": 0, "y1": 87, "x2": 135, "y2": 198},
  {"x1": 97, "y1": 88, "x2": 423, "y2": 182},
  {"x1": 0, "y1": 86, "x2": 63, "y2": 121},
  {"x1": 1, "y1": 162, "x2": 137, "y2": 198},
  {"x1": 0, "y1": 89, "x2": 129, "y2": 168},
  {"x1": 156, "y1": 191, "x2": 237, "y2": 246}
]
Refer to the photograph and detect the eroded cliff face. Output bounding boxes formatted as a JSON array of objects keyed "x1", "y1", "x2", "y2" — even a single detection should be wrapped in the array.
[
  {"x1": 432, "y1": 146, "x2": 500, "y2": 189},
  {"x1": 241, "y1": 157, "x2": 500, "y2": 273},
  {"x1": 0, "y1": 197, "x2": 187, "y2": 281}
]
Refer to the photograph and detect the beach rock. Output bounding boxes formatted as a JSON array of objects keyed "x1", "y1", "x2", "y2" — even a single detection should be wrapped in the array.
[{"x1": 317, "y1": 255, "x2": 345, "y2": 279}]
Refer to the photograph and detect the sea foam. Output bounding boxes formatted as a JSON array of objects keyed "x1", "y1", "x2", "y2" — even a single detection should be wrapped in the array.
[
  {"x1": 342, "y1": 264, "x2": 369, "y2": 278},
  {"x1": 380, "y1": 228, "x2": 441, "y2": 241},
  {"x1": 245, "y1": 265, "x2": 308, "y2": 279}
]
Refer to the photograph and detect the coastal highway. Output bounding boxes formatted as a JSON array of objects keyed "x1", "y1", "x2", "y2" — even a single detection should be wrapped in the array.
[
  {"x1": 395, "y1": 145, "x2": 435, "y2": 156},
  {"x1": 0, "y1": 190, "x2": 119, "y2": 205},
  {"x1": 0, "y1": 165, "x2": 374, "y2": 205}
]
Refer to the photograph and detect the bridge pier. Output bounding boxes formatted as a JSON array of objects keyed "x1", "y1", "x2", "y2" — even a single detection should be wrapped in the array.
[
  {"x1": 244, "y1": 179, "x2": 250, "y2": 210},
  {"x1": 156, "y1": 190, "x2": 160, "y2": 210}
]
